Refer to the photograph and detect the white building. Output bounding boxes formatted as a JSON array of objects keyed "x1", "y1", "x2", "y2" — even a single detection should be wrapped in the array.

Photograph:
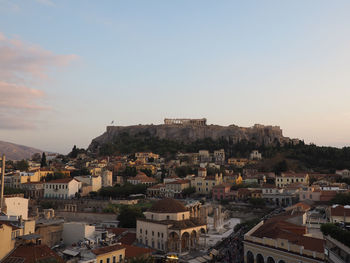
[
  {"x1": 62, "y1": 222, "x2": 96, "y2": 246},
  {"x1": 214, "y1": 149, "x2": 225, "y2": 164},
  {"x1": 44, "y1": 178, "x2": 82, "y2": 199},
  {"x1": 249, "y1": 150, "x2": 262, "y2": 160},
  {"x1": 3, "y1": 196, "x2": 29, "y2": 220}
]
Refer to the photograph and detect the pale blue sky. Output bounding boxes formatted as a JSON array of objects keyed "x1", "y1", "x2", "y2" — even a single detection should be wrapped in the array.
[{"x1": 1, "y1": 0, "x2": 350, "y2": 153}]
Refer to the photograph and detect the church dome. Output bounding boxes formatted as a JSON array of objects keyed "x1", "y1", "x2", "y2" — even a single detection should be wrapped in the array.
[{"x1": 149, "y1": 198, "x2": 188, "y2": 213}]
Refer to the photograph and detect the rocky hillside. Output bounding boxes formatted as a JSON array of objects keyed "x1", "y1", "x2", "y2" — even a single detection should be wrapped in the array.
[
  {"x1": 88, "y1": 123, "x2": 299, "y2": 153},
  {"x1": 0, "y1": 141, "x2": 44, "y2": 160}
]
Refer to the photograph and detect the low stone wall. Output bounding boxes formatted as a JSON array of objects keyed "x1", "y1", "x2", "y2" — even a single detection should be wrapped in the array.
[{"x1": 56, "y1": 211, "x2": 117, "y2": 223}]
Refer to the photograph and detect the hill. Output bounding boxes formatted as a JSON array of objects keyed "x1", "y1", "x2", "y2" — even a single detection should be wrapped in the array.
[
  {"x1": 0, "y1": 141, "x2": 44, "y2": 160},
  {"x1": 88, "y1": 120, "x2": 299, "y2": 155}
]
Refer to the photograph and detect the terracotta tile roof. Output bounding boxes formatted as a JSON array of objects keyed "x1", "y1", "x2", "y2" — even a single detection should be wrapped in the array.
[
  {"x1": 252, "y1": 217, "x2": 324, "y2": 253},
  {"x1": 280, "y1": 173, "x2": 308, "y2": 178},
  {"x1": 107, "y1": 228, "x2": 129, "y2": 236},
  {"x1": 45, "y1": 178, "x2": 78, "y2": 184},
  {"x1": 122, "y1": 244, "x2": 154, "y2": 259},
  {"x1": 3, "y1": 244, "x2": 64, "y2": 263},
  {"x1": 331, "y1": 205, "x2": 350, "y2": 217},
  {"x1": 147, "y1": 183, "x2": 165, "y2": 189},
  {"x1": 92, "y1": 244, "x2": 125, "y2": 255},
  {"x1": 166, "y1": 179, "x2": 190, "y2": 185},
  {"x1": 130, "y1": 174, "x2": 156, "y2": 183},
  {"x1": 149, "y1": 198, "x2": 188, "y2": 213},
  {"x1": 213, "y1": 183, "x2": 231, "y2": 189},
  {"x1": 119, "y1": 232, "x2": 136, "y2": 245}
]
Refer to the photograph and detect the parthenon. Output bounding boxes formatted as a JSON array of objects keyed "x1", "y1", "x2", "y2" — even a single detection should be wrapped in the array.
[{"x1": 164, "y1": 118, "x2": 207, "y2": 126}]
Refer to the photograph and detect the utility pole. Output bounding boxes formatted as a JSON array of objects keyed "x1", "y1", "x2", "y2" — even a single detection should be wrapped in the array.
[{"x1": 0, "y1": 154, "x2": 5, "y2": 212}]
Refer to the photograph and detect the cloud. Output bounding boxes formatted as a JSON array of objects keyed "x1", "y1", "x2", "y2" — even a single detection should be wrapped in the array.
[
  {"x1": 0, "y1": 32, "x2": 77, "y2": 81},
  {"x1": 0, "y1": 32, "x2": 76, "y2": 129}
]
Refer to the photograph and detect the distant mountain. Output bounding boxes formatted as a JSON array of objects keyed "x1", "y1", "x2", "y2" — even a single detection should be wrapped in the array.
[{"x1": 0, "y1": 141, "x2": 44, "y2": 160}]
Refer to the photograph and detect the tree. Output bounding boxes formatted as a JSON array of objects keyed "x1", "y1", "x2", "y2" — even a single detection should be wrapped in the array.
[
  {"x1": 331, "y1": 192, "x2": 350, "y2": 205},
  {"x1": 69, "y1": 145, "x2": 79, "y2": 158},
  {"x1": 117, "y1": 205, "x2": 144, "y2": 228},
  {"x1": 31, "y1": 153, "x2": 41, "y2": 162},
  {"x1": 182, "y1": 186, "x2": 196, "y2": 197},
  {"x1": 40, "y1": 152, "x2": 47, "y2": 168},
  {"x1": 15, "y1": 160, "x2": 29, "y2": 171},
  {"x1": 273, "y1": 160, "x2": 288, "y2": 175},
  {"x1": 249, "y1": 198, "x2": 265, "y2": 207}
]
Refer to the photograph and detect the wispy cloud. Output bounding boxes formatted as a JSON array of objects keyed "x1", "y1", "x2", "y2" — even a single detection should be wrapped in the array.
[{"x1": 0, "y1": 32, "x2": 77, "y2": 129}]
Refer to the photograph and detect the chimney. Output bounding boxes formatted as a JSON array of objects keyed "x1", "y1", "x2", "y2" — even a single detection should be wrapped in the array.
[{"x1": 0, "y1": 154, "x2": 5, "y2": 213}]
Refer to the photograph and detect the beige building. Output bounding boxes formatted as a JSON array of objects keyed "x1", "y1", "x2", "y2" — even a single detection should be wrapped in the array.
[
  {"x1": 275, "y1": 172, "x2": 309, "y2": 188},
  {"x1": 136, "y1": 199, "x2": 207, "y2": 253},
  {"x1": 165, "y1": 179, "x2": 190, "y2": 198},
  {"x1": 101, "y1": 170, "x2": 113, "y2": 187},
  {"x1": 214, "y1": 149, "x2": 225, "y2": 164},
  {"x1": 3, "y1": 195, "x2": 29, "y2": 220},
  {"x1": 191, "y1": 173, "x2": 223, "y2": 195},
  {"x1": 135, "y1": 152, "x2": 159, "y2": 163},
  {"x1": 75, "y1": 175, "x2": 102, "y2": 192},
  {"x1": 0, "y1": 223, "x2": 15, "y2": 260}
]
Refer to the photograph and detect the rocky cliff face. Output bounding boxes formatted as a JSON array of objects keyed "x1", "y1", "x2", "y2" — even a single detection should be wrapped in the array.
[{"x1": 88, "y1": 123, "x2": 298, "y2": 153}]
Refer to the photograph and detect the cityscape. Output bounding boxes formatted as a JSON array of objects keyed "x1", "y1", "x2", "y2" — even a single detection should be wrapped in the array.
[{"x1": 1, "y1": 1, "x2": 350, "y2": 263}]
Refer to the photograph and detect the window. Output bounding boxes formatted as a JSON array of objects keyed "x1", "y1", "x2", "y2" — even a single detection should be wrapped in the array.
[
  {"x1": 100, "y1": 260, "x2": 103, "y2": 263},
  {"x1": 161, "y1": 233, "x2": 164, "y2": 238},
  {"x1": 152, "y1": 231, "x2": 154, "y2": 236},
  {"x1": 152, "y1": 241, "x2": 154, "y2": 247},
  {"x1": 296, "y1": 179, "x2": 298, "y2": 182},
  {"x1": 113, "y1": 256, "x2": 116, "y2": 263},
  {"x1": 140, "y1": 228, "x2": 142, "y2": 233},
  {"x1": 119, "y1": 255, "x2": 123, "y2": 263},
  {"x1": 158, "y1": 232, "x2": 160, "y2": 237},
  {"x1": 107, "y1": 258, "x2": 110, "y2": 263},
  {"x1": 167, "y1": 215, "x2": 170, "y2": 220},
  {"x1": 182, "y1": 214, "x2": 185, "y2": 220},
  {"x1": 145, "y1": 230, "x2": 148, "y2": 235}
]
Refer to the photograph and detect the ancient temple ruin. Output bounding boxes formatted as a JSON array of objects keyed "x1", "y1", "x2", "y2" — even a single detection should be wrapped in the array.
[{"x1": 164, "y1": 118, "x2": 207, "y2": 126}]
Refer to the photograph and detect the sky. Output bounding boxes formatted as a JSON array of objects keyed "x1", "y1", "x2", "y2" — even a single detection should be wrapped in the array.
[{"x1": 1, "y1": 0, "x2": 350, "y2": 154}]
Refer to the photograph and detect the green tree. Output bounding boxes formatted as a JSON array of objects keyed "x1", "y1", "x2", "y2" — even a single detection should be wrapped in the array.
[
  {"x1": 321, "y1": 223, "x2": 350, "y2": 247},
  {"x1": 31, "y1": 153, "x2": 42, "y2": 162},
  {"x1": 40, "y1": 152, "x2": 47, "y2": 168},
  {"x1": 182, "y1": 186, "x2": 196, "y2": 197},
  {"x1": 69, "y1": 145, "x2": 79, "y2": 158},
  {"x1": 331, "y1": 192, "x2": 350, "y2": 205},
  {"x1": 15, "y1": 160, "x2": 29, "y2": 171},
  {"x1": 249, "y1": 198, "x2": 265, "y2": 207},
  {"x1": 117, "y1": 205, "x2": 144, "y2": 228}
]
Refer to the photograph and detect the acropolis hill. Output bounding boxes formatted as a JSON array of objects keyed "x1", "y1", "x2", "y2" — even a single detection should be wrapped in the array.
[{"x1": 88, "y1": 118, "x2": 299, "y2": 153}]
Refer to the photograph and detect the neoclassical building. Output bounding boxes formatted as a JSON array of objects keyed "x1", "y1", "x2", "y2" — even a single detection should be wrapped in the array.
[
  {"x1": 244, "y1": 211, "x2": 325, "y2": 263},
  {"x1": 136, "y1": 198, "x2": 207, "y2": 254}
]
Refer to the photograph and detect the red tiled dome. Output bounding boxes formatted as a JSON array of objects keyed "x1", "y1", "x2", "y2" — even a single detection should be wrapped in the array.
[{"x1": 149, "y1": 198, "x2": 188, "y2": 213}]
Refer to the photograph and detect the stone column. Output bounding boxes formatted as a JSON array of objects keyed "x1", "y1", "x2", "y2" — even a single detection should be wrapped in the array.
[{"x1": 179, "y1": 238, "x2": 182, "y2": 254}]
